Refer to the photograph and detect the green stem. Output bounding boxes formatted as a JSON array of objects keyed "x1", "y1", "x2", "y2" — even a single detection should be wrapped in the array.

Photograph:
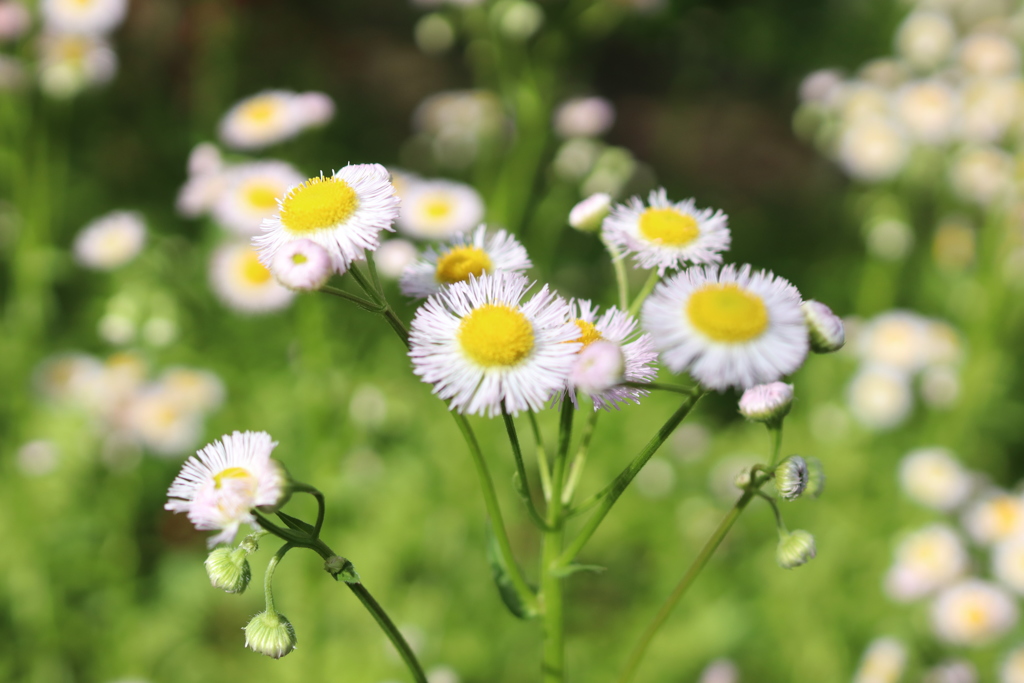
[
  {"x1": 453, "y1": 413, "x2": 539, "y2": 614},
  {"x1": 365, "y1": 251, "x2": 384, "y2": 296},
  {"x1": 562, "y1": 409, "x2": 599, "y2": 506},
  {"x1": 627, "y1": 270, "x2": 660, "y2": 317},
  {"x1": 348, "y1": 583, "x2": 429, "y2": 683},
  {"x1": 541, "y1": 400, "x2": 574, "y2": 683},
  {"x1": 264, "y1": 543, "x2": 294, "y2": 613},
  {"x1": 290, "y1": 483, "x2": 326, "y2": 539},
  {"x1": 624, "y1": 381, "x2": 697, "y2": 396},
  {"x1": 557, "y1": 392, "x2": 703, "y2": 567},
  {"x1": 616, "y1": 489, "x2": 757, "y2": 683},
  {"x1": 319, "y1": 285, "x2": 382, "y2": 312},
  {"x1": 503, "y1": 407, "x2": 553, "y2": 530},
  {"x1": 767, "y1": 423, "x2": 784, "y2": 469},
  {"x1": 529, "y1": 411, "x2": 553, "y2": 502},
  {"x1": 601, "y1": 235, "x2": 630, "y2": 312}
]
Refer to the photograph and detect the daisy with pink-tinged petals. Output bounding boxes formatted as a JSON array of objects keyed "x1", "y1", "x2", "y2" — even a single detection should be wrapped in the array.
[
  {"x1": 271, "y1": 239, "x2": 332, "y2": 291},
  {"x1": 165, "y1": 431, "x2": 289, "y2": 548},
  {"x1": 409, "y1": 271, "x2": 580, "y2": 417},
  {"x1": 564, "y1": 300, "x2": 657, "y2": 410}
]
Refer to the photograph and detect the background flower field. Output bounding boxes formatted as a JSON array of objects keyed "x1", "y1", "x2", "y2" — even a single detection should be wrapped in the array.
[{"x1": 2, "y1": 0, "x2": 1021, "y2": 681}]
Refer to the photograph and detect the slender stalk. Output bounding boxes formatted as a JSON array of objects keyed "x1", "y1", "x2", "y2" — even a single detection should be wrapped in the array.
[
  {"x1": 601, "y1": 235, "x2": 630, "y2": 312},
  {"x1": 541, "y1": 400, "x2": 575, "y2": 683},
  {"x1": 348, "y1": 583, "x2": 428, "y2": 683},
  {"x1": 453, "y1": 413, "x2": 539, "y2": 614},
  {"x1": 502, "y1": 407, "x2": 552, "y2": 530},
  {"x1": 319, "y1": 285, "x2": 382, "y2": 312},
  {"x1": 264, "y1": 543, "x2": 294, "y2": 613},
  {"x1": 767, "y1": 423, "x2": 783, "y2": 469},
  {"x1": 365, "y1": 251, "x2": 384, "y2": 296},
  {"x1": 529, "y1": 411, "x2": 553, "y2": 502},
  {"x1": 627, "y1": 270, "x2": 660, "y2": 317},
  {"x1": 557, "y1": 392, "x2": 703, "y2": 567},
  {"x1": 616, "y1": 489, "x2": 757, "y2": 683},
  {"x1": 624, "y1": 381, "x2": 698, "y2": 396},
  {"x1": 290, "y1": 483, "x2": 327, "y2": 538},
  {"x1": 562, "y1": 409, "x2": 599, "y2": 505}
]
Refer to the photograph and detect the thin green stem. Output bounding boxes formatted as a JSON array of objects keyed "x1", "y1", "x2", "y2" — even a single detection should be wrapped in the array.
[
  {"x1": 365, "y1": 251, "x2": 384, "y2": 296},
  {"x1": 346, "y1": 267, "x2": 411, "y2": 347},
  {"x1": 624, "y1": 381, "x2": 698, "y2": 396},
  {"x1": 502, "y1": 407, "x2": 553, "y2": 530},
  {"x1": 264, "y1": 543, "x2": 294, "y2": 613},
  {"x1": 562, "y1": 409, "x2": 599, "y2": 506},
  {"x1": 290, "y1": 483, "x2": 327, "y2": 539},
  {"x1": 347, "y1": 265, "x2": 382, "y2": 302},
  {"x1": 756, "y1": 490, "x2": 787, "y2": 532},
  {"x1": 541, "y1": 400, "x2": 575, "y2": 683},
  {"x1": 627, "y1": 270, "x2": 660, "y2": 317},
  {"x1": 529, "y1": 411, "x2": 553, "y2": 502},
  {"x1": 452, "y1": 412, "x2": 539, "y2": 614},
  {"x1": 557, "y1": 392, "x2": 703, "y2": 567},
  {"x1": 601, "y1": 235, "x2": 630, "y2": 312},
  {"x1": 348, "y1": 583, "x2": 428, "y2": 683},
  {"x1": 767, "y1": 423, "x2": 784, "y2": 469},
  {"x1": 616, "y1": 488, "x2": 757, "y2": 683},
  {"x1": 320, "y1": 284, "x2": 382, "y2": 311}
]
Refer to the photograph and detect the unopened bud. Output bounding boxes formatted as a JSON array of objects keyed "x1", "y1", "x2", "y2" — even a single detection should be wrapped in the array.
[
  {"x1": 738, "y1": 382, "x2": 794, "y2": 423},
  {"x1": 571, "y1": 340, "x2": 625, "y2": 394},
  {"x1": 244, "y1": 611, "x2": 297, "y2": 659},
  {"x1": 804, "y1": 457, "x2": 825, "y2": 499},
  {"x1": 568, "y1": 192, "x2": 612, "y2": 232},
  {"x1": 775, "y1": 456, "x2": 809, "y2": 501},
  {"x1": 206, "y1": 547, "x2": 251, "y2": 593},
  {"x1": 777, "y1": 530, "x2": 816, "y2": 569},
  {"x1": 802, "y1": 300, "x2": 845, "y2": 353}
]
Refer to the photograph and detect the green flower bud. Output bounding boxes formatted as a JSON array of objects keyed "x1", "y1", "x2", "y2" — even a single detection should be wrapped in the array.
[
  {"x1": 775, "y1": 456, "x2": 809, "y2": 501},
  {"x1": 205, "y1": 547, "x2": 251, "y2": 594},
  {"x1": 804, "y1": 457, "x2": 826, "y2": 499},
  {"x1": 776, "y1": 530, "x2": 816, "y2": 569},
  {"x1": 244, "y1": 611, "x2": 297, "y2": 659},
  {"x1": 802, "y1": 300, "x2": 845, "y2": 353}
]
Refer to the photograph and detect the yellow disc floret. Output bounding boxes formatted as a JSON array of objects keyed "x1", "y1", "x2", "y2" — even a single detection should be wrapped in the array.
[
  {"x1": 435, "y1": 246, "x2": 493, "y2": 284},
  {"x1": 423, "y1": 197, "x2": 453, "y2": 219},
  {"x1": 458, "y1": 304, "x2": 535, "y2": 367},
  {"x1": 639, "y1": 208, "x2": 700, "y2": 246},
  {"x1": 243, "y1": 182, "x2": 282, "y2": 211},
  {"x1": 279, "y1": 176, "x2": 359, "y2": 235},
  {"x1": 239, "y1": 249, "x2": 273, "y2": 285},
  {"x1": 239, "y1": 97, "x2": 281, "y2": 125},
  {"x1": 686, "y1": 283, "x2": 769, "y2": 342},
  {"x1": 574, "y1": 320, "x2": 602, "y2": 348},
  {"x1": 214, "y1": 466, "x2": 253, "y2": 489}
]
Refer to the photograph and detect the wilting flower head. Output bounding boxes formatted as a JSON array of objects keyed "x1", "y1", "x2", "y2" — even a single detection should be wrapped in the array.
[
  {"x1": 408, "y1": 271, "x2": 580, "y2": 417},
  {"x1": 165, "y1": 431, "x2": 289, "y2": 547},
  {"x1": 254, "y1": 164, "x2": 399, "y2": 274},
  {"x1": 931, "y1": 579, "x2": 1018, "y2": 646},
  {"x1": 602, "y1": 189, "x2": 730, "y2": 274},
  {"x1": 209, "y1": 242, "x2": 295, "y2": 314},
  {"x1": 395, "y1": 178, "x2": 484, "y2": 240},
  {"x1": 642, "y1": 264, "x2": 808, "y2": 391},
  {"x1": 72, "y1": 210, "x2": 146, "y2": 270},
  {"x1": 400, "y1": 225, "x2": 531, "y2": 299}
]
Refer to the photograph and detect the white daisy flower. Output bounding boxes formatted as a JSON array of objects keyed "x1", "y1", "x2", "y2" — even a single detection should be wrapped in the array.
[
  {"x1": 408, "y1": 271, "x2": 580, "y2": 417},
  {"x1": 399, "y1": 225, "x2": 531, "y2": 299},
  {"x1": 0, "y1": 2, "x2": 31, "y2": 42},
  {"x1": 959, "y1": 77, "x2": 1019, "y2": 144},
  {"x1": 218, "y1": 90, "x2": 304, "y2": 150},
  {"x1": 931, "y1": 578, "x2": 1018, "y2": 646},
  {"x1": 884, "y1": 524, "x2": 968, "y2": 602},
  {"x1": 641, "y1": 264, "x2": 808, "y2": 391},
  {"x1": 856, "y1": 310, "x2": 932, "y2": 373},
  {"x1": 892, "y1": 79, "x2": 958, "y2": 145},
  {"x1": 899, "y1": 447, "x2": 973, "y2": 511},
  {"x1": 570, "y1": 341, "x2": 625, "y2": 398},
  {"x1": 1002, "y1": 647, "x2": 1024, "y2": 683},
  {"x1": 959, "y1": 32, "x2": 1020, "y2": 77},
  {"x1": 993, "y1": 536, "x2": 1024, "y2": 595},
  {"x1": 165, "y1": 431, "x2": 289, "y2": 547},
  {"x1": 846, "y1": 365, "x2": 913, "y2": 431},
  {"x1": 209, "y1": 241, "x2": 295, "y2": 314},
  {"x1": 126, "y1": 387, "x2": 203, "y2": 457},
  {"x1": 963, "y1": 492, "x2": 1024, "y2": 545},
  {"x1": 271, "y1": 239, "x2": 332, "y2": 291},
  {"x1": 293, "y1": 90, "x2": 335, "y2": 128},
  {"x1": 895, "y1": 9, "x2": 956, "y2": 71},
  {"x1": 73, "y1": 210, "x2": 146, "y2": 270},
  {"x1": 156, "y1": 367, "x2": 226, "y2": 412},
  {"x1": 552, "y1": 96, "x2": 616, "y2": 139},
  {"x1": 602, "y1": 189, "x2": 730, "y2": 274},
  {"x1": 396, "y1": 178, "x2": 485, "y2": 240},
  {"x1": 950, "y1": 145, "x2": 1013, "y2": 206},
  {"x1": 853, "y1": 637, "x2": 906, "y2": 683},
  {"x1": 836, "y1": 116, "x2": 910, "y2": 182},
  {"x1": 41, "y1": 0, "x2": 127, "y2": 35},
  {"x1": 38, "y1": 32, "x2": 117, "y2": 99},
  {"x1": 254, "y1": 164, "x2": 400, "y2": 274},
  {"x1": 188, "y1": 142, "x2": 223, "y2": 177},
  {"x1": 212, "y1": 160, "x2": 304, "y2": 236},
  {"x1": 563, "y1": 300, "x2": 657, "y2": 410},
  {"x1": 374, "y1": 238, "x2": 419, "y2": 279}
]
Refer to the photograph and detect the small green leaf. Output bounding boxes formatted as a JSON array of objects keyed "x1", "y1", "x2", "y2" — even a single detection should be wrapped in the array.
[
  {"x1": 324, "y1": 555, "x2": 361, "y2": 584},
  {"x1": 276, "y1": 511, "x2": 315, "y2": 537},
  {"x1": 551, "y1": 563, "x2": 606, "y2": 578},
  {"x1": 485, "y1": 525, "x2": 537, "y2": 620}
]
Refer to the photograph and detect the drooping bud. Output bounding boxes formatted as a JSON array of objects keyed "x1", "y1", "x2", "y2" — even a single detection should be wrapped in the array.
[
  {"x1": 777, "y1": 530, "x2": 816, "y2": 569},
  {"x1": 271, "y1": 239, "x2": 333, "y2": 291},
  {"x1": 568, "y1": 192, "x2": 612, "y2": 233},
  {"x1": 775, "y1": 456, "x2": 809, "y2": 501},
  {"x1": 244, "y1": 611, "x2": 297, "y2": 659},
  {"x1": 802, "y1": 300, "x2": 845, "y2": 353},
  {"x1": 738, "y1": 382, "x2": 794, "y2": 424},
  {"x1": 804, "y1": 457, "x2": 825, "y2": 499},
  {"x1": 205, "y1": 547, "x2": 251, "y2": 594}
]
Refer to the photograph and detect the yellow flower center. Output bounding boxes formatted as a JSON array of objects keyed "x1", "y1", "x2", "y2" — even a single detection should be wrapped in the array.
[
  {"x1": 574, "y1": 320, "x2": 602, "y2": 348},
  {"x1": 279, "y1": 176, "x2": 359, "y2": 234},
  {"x1": 639, "y1": 208, "x2": 700, "y2": 246},
  {"x1": 239, "y1": 97, "x2": 282, "y2": 125},
  {"x1": 435, "y1": 246, "x2": 493, "y2": 284},
  {"x1": 993, "y1": 498, "x2": 1021, "y2": 535},
  {"x1": 686, "y1": 283, "x2": 769, "y2": 342},
  {"x1": 57, "y1": 37, "x2": 89, "y2": 63},
  {"x1": 423, "y1": 196, "x2": 453, "y2": 219},
  {"x1": 243, "y1": 182, "x2": 281, "y2": 211},
  {"x1": 458, "y1": 304, "x2": 535, "y2": 367},
  {"x1": 290, "y1": 253, "x2": 308, "y2": 265},
  {"x1": 239, "y1": 249, "x2": 272, "y2": 285},
  {"x1": 213, "y1": 466, "x2": 253, "y2": 489}
]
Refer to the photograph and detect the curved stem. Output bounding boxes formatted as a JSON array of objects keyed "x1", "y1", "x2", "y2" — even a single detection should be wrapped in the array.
[
  {"x1": 453, "y1": 412, "x2": 539, "y2": 614},
  {"x1": 557, "y1": 392, "x2": 703, "y2": 567},
  {"x1": 767, "y1": 423, "x2": 784, "y2": 469},
  {"x1": 503, "y1": 407, "x2": 553, "y2": 530},
  {"x1": 756, "y1": 490, "x2": 787, "y2": 533},
  {"x1": 290, "y1": 483, "x2": 326, "y2": 539},
  {"x1": 627, "y1": 270, "x2": 660, "y2": 317},
  {"x1": 616, "y1": 489, "x2": 757, "y2": 683},
  {"x1": 601, "y1": 235, "x2": 630, "y2": 312},
  {"x1": 264, "y1": 543, "x2": 294, "y2": 613}
]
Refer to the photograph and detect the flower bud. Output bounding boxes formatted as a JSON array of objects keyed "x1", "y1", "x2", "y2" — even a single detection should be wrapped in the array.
[
  {"x1": 271, "y1": 239, "x2": 333, "y2": 291},
  {"x1": 205, "y1": 547, "x2": 251, "y2": 594},
  {"x1": 802, "y1": 300, "x2": 845, "y2": 353},
  {"x1": 244, "y1": 611, "x2": 297, "y2": 659},
  {"x1": 804, "y1": 457, "x2": 825, "y2": 499},
  {"x1": 568, "y1": 192, "x2": 612, "y2": 233},
  {"x1": 775, "y1": 456, "x2": 809, "y2": 501},
  {"x1": 738, "y1": 382, "x2": 793, "y2": 423},
  {"x1": 777, "y1": 529, "x2": 816, "y2": 569},
  {"x1": 571, "y1": 340, "x2": 625, "y2": 394}
]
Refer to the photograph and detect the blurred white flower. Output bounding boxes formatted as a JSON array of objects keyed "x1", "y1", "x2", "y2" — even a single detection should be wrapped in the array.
[
  {"x1": 949, "y1": 145, "x2": 1013, "y2": 205},
  {"x1": 922, "y1": 659, "x2": 977, "y2": 683},
  {"x1": 73, "y1": 210, "x2": 146, "y2": 270},
  {"x1": 853, "y1": 637, "x2": 906, "y2": 683},
  {"x1": 931, "y1": 578, "x2": 1018, "y2": 646},
  {"x1": 899, "y1": 447, "x2": 973, "y2": 511},
  {"x1": 697, "y1": 658, "x2": 739, "y2": 683},
  {"x1": 856, "y1": 311, "x2": 932, "y2": 373},
  {"x1": 16, "y1": 440, "x2": 59, "y2": 476},
  {"x1": 846, "y1": 365, "x2": 913, "y2": 430},
  {"x1": 893, "y1": 79, "x2": 958, "y2": 144},
  {"x1": 885, "y1": 524, "x2": 968, "y2": 602},
  {"x1": 963, "y1": 492, "x2": 1024, "y2": 545},
  {"x1": 959, "y1": 77, "x2": 1019, "y2": 144},
  {"x1": 374, "y1": 238, "x2": 419, "y2": 280},
  {"x1": 993, "y1": 536, "x2": 1024, "y2": 594},
  {"x1": 837, "y1": 116, "x2": 910, "y2": 182},
  {"x1": 395, "y1": 178, "x2": 484, "y2": 240},
  {"x1": 41, "y1": 0, "x2": 127, "y2": 35},
  {"x1": 38, "y1": 32, "x2": 117, "y2": 98},
  {"x1": 213, "y1": 160, "x2": 304, "y2": 236},
  {"x1": 1002, "y1": 646, "x2": 1024, "y2": 683},
  {"x1": 209, "y1": 241, "x2": 295, "y2": 314},
  {"x1": 959, "y1": 32, "x2": 1020, "y2": 77},
  {"x1": 895, "y1": 9, "x2": 956, "y2": 70},
  {"x1": 553, "y1": 96, "x2": 616, "y2": 139},
  {"x1": 0, "y1": 2, "x2": 31, "y2": 42}
]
